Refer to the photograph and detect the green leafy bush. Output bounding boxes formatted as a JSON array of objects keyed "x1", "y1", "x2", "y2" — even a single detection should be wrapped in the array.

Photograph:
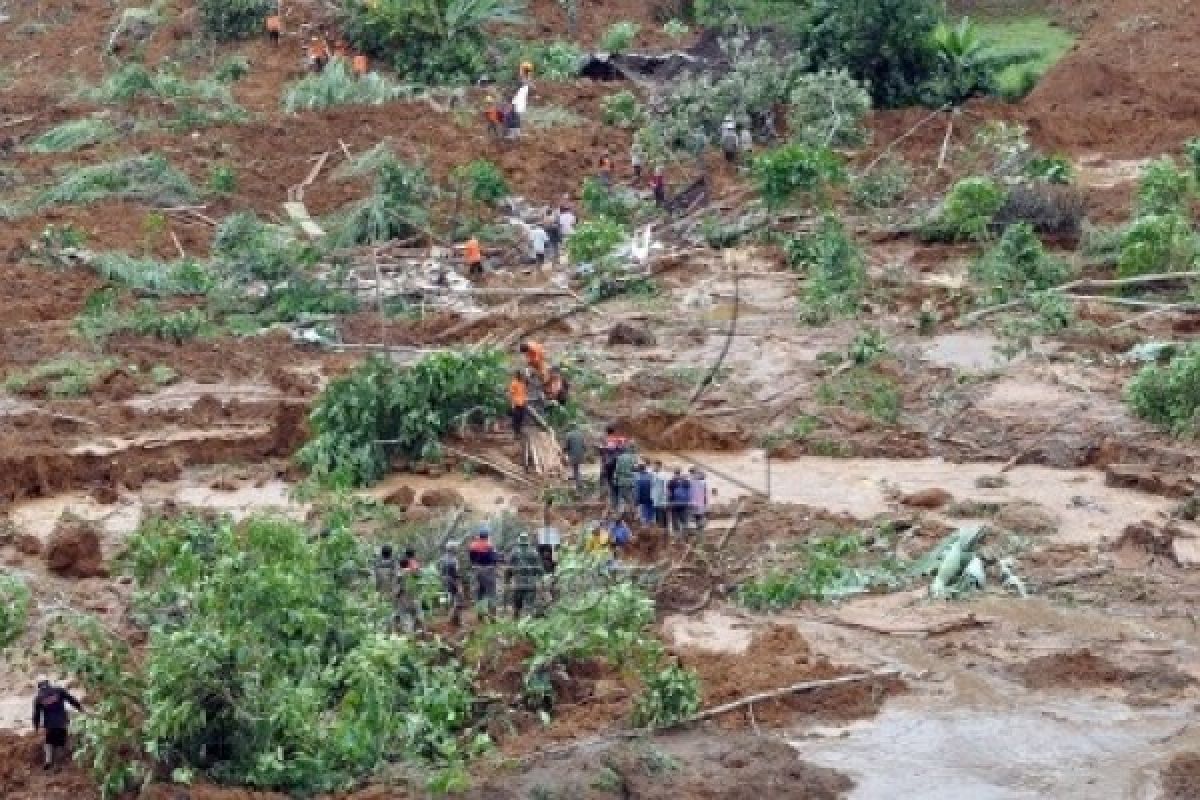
[
  {"x1": 208, "y1": 164, "x2": 237, "y2": 194},
  {"x1": 500, "y1": 39, "x2": 582, "y2": 82},
  {"x1": 454, "y1": 159, "x2": 509, "y2": 206},
  {"x1": 55, "y1": 512, "x2": 483, "y2": 797},
  {"x1": 788, "y1": 69, "x2": 871, "y2": 148},
  {"x1": 1185, "y1": 138, "x2": 1200, "y2": 185},
  {"x1": 212, "y1": 211, "x2": 303, "y2": 284},
  {"x1": 91, "y1": 253, "x2": 215, "y2": 295},
  {"x1": 849, "y1": 327, "x2": 888, "y2": 365},
  {"x1": 632, "y1": 665, "x2": 701, "y2": 728},
  {"x1": 26, "y1": 116, "x2": 118, "y2": 153},
  {"x1": 737, "y1": 533, "x2": 884, "y2": 608},
  {"x1": 924, "y1": 17, "x2": 1042, "y2": 105},
  {"x1": 215, "y1": 54, "x2": 251, "y2": 83},
  {"x1": 299, "y1": 350, "x2": 509, "y2": 487},
  {"x1": 566, "y1": 218, "x2": 627, "y2": 263},
  {"x1": 752, "y1": 144, "x2": 845, "y2": 211},
  {"x1": 1026, "y1": 153, "x2": 1073, "y2": 184},
  {"x1": 789, "y1": 215, "x2": 865, "y2": 323},
  {"x1": 817, "y1": 367, "x2": 901, "y2": 423},
  {"x1": 1136, "y1": 157, "x2": 1193, "y2": 217},
  {"x1": 581, "y1": 177, "x2": 642, "y2": 224},
  {"x1": 5, "y1": 357, "x2": 121, "y2": 397},
  {"x1": 601, "y1": 20, "x2": 640, "y2": 53},
  {"x1": 333, "y1": 155, "x2": 433, "y2": 246},
  {"x1": 1118, "y1": 213, "x2": 1197, "y2": 278},
  {"x1": 77, "y1": 300, "x2": 212, "y2": 344},
  {"x1": 37, "y1": 154, "x2": 197, "y2": 209},
  {"x1": 663, "y1": 19, "x2": 690, "y2": 39},
  {"x1": 199, "y1": 0, "x2": 273, "y2": 41},
  {"x1": 851, "y1": 157, "x2": 912, "y2": 210},
  {"x1": 86, "y1": 63, "x2": 244, "y2": 128},
  {"x1": 283, "y1": 59, "x2": 411, "y2": 111},
  {"x1": 970, "y1": 223, "x2": 1069, "y2": 304},
  {"x1": 1125, "y1": 344, "x2": 1200, "y2": 435},
  {"x1": 0, "y1": 573, "x2": 31, "y2": 648},
  {"x1": 341, "y1": 0, "x2": 526, "y2": 86},
  {"x1": 920, "y1": 176, "x2": 1006, "y2": 242},
  {"x1": 802, "y1": 0, "x2": 941, "y2": 107},
  {"x1": 601, "y1": 89, "x2": 645, "y2": 129}
]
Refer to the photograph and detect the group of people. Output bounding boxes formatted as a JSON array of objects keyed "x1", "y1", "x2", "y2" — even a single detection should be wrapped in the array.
[
  {"x1": 484, "y1": 63, "x2": 534, "y2": 142},
  {"x1": 508, "y1": 339, "x2": 569, "y2": 442},
  {"x1": 263, "y1": 13, "x2": 372, "y2": 78},
  {"x1": 374, "y1": 526, "x2": 548, "y2": 629},
  {"x1": 719, "y1": 115, "x2": 756, "y2": 165}
]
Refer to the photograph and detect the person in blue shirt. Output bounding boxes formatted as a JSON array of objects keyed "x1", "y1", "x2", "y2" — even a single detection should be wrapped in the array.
[{"x1": 609, "y1": 515, "x2": 632, "y2": 550}]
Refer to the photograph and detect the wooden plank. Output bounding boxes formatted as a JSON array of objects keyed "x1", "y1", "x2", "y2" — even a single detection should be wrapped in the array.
[{"x1": 283, "y1": 201, "x2": 326, "y2": 238}]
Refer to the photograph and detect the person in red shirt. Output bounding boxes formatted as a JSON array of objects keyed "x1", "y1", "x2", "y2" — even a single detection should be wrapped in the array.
[
  {"x1": 464, "y1": 236, "x2": 483, "y2": 278},
  {"x1": 509, "y1": 370, "x2": 528, "y2": 439}
]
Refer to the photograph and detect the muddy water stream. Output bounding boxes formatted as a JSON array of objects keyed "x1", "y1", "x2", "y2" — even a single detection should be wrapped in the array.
[{"x1": 659, "y1": 450, "x2": 1172, "y2": 546}]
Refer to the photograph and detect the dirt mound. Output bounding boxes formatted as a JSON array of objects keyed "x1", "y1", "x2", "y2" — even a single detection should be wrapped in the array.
[
  {"x1": 608, "y1": 322, "x2": 657, "y2": 347},
  {"x1": 1016, "y1": 649, "x2": 1129, "y2": 689},
  {"x1": 0, "y1": 732, "x2": 99, "y2": 800},
  {"x1": 621, "y1": 411, "x2": 747, "y2": 451},
  {"x1": 420, "y1": 488, "x2": 466, "y2": 508},
  {"x1": 1019, "y1": 0, "x2": 1200, "y2": 158},
  {"x1": 44, "y1": 516, "x2": 106, "y2": 578},
  {"x1": 900, "y1": 488, "x2": 954, "y2": 509},
  {"x1": 1162, "y1": 752, "x2": 1200, "y2": 800},
  {"x1": 680, "y1": 625, "x2": 901, "y2": 729}
]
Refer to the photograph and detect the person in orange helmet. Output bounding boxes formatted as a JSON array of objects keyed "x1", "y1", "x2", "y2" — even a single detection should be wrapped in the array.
[
  {"x1": 307, "y1": 36, "x2": 329, "y2": 72},
  {"x1": 519, "y1": 340, "x2": 547, "y2": 383}
]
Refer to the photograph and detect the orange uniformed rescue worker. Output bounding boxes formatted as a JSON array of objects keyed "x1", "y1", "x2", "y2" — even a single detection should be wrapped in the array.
[
  {"x1": 519, "y1": 340, "x2": 548, "y2": 384},
  {"x1": 519, "y1": 61, "x2": 534, "y2": 82},
  {"x1": 464, "y1": 236, "x2": 483, "y2": 278},
  {"x1": 509, "y1": 370, "x2": 528, "y2": 439},
  {"x1": 307, "y1": 36, "x2": 329, "y2": 72},
  {"x1": 266, "y1": 14, "x2": 282, "y2": 44}
]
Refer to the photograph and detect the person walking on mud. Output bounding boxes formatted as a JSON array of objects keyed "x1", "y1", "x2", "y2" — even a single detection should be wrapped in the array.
[
  {"x1": 507, "y1": 532, "x2": 544, "y2": 619},
  {"x1": 33, "y1": 678, "x2": 83, "y2": 770},
  {"x1": 564, "y1": 423, "x2": 587, "y2": 494},
  {"x1": 373, "y1": 544, "x2": 402, "y2": 631},
  {"x1": 439, "y1": 540, "x2": 465, "y2": 627},
  {"x1": 468, "y1": 527, "x2": 500, "y2": 619}
]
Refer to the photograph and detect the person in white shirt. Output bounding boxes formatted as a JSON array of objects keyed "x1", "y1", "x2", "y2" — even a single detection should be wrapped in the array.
[
  {"x1": 530, "y1": 225, "x2": 549, "y2": 267},
  {"x1": 558, "y1": 204, "x2": 576, "y2": 239}
]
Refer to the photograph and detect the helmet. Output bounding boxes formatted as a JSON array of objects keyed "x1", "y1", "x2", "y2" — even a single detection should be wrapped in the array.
[
  {"x1": 517, "y1": 532, "x2": 530, "y2": 544},
  {"x1": 445, "y1": 540, "x2": 460, "y2": 552},
  {"x1": 477, "y1": 526, "x2": 490, "y2": 538}
]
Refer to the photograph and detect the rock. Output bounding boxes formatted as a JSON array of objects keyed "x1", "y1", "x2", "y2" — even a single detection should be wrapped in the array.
[
  {"x1": 901, "y1": 488, "x2": 954, "y2": 509},
  {"x1": 1111, "y1": 521, "x2": 1175, "y2": 558},
  {"x1": 89, "y1": 485, "x2": 119, "y2": 505},
  {"x1": 383, "y1": 485, "x2": 417, "y2": 509},
  {"x1": 420, "y1": 488, "x2": 465, "y2": 508},
  {"x1": 44, "y1": 518, "x2": 106, "y2": 578},
  {"x1": 1167, "y1": 522, "x2": 1200, "y2": 567},
  {"x1": 974, "y1": 474, "x2": 1009, "y2": 489},
  {"x1": 995, "y1": 502, "x2": 1059, "y2": 536},
  {"x1": 1105, "y1": 463, "x2": 1195, "y2": 498},
  {"x1": 607, "y1": 322, "x2": 656, "y2": 347},
  {"x1": 828, "y1": 408, "x2": 874, "y2": 433},
  {"x1": 15, "y1": 534, "x2": 42, "y2": 556}
]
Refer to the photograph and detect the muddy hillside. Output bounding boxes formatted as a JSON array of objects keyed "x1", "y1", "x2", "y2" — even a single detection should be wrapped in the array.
[{"x1": 2, "y1": 0, "x2": 1200, "y2": 797}]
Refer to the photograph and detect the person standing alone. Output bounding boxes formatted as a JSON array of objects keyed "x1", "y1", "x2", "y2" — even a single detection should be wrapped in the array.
[{"x1": 33, "y1": 678, "x2": 83, "y2": 770}]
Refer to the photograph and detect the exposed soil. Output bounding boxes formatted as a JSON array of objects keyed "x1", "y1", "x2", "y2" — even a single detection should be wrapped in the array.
[
  {"x1": 1162, "y1": 752, "x2": 1200, "y2": 800},
  {"x1": 1016, "y1": 649, "x2": 1132, "y2": 689},
  {"x1": 44, "y1": 515, "x2": 106, "y2": 578}
]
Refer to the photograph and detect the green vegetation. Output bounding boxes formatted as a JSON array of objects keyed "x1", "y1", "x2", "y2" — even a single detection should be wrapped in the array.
[
  {"x1": 52, "y1": 512, "x2": 484, "y2": 797},
  {"x1": 0, "y1": 574, "x2": 31, "y2": 648},
  {"x1": 788, "y1": 69, "x2": 871, "y2": 148},
  {"x1": 86, "y1": 63, "x2": 245, "y2": 129},
  {"x1": 801, "y1": 0, "x2": 940, "y2": 108},
  {"x1": 567, "y1": 218, "x2": 627, "y2": 263},
  {"x1": 26, "y1": 116, "x2": 118, "y2": 153},
  {"x1": 788, "y1": 215, "x2": 865, "y2": 323},
  {"x1": 581, "y1": 177, "x2": 642, "y2": 225},
  {"x1": 976, "y1": 16, "x2": 1075, "y2": 99},
  {"x1": 632, "y1": 665, "x2": 701, "y2": 728},
  {"x1": 333, "y1": 151, "x2": 433, "y2": 246},
  {"x1": 199, "y1": 0, "x2": 273, "y2": 40},
  {"x1": 1118, "y1": 214, "x2": 1197, "y2": 278},
  {"x1": 600, "y1": 20, "x2": 640, "y2": 53},
  {"x1": 849, "y1": 326, "x2": 889, "y2": 365},
  {"x1": 601, "y1": 89, "x2": 645, "y2": 129},
  {"x1": 76, "y1": 291, "x2": 212, "y2": 345},
  {"x1": 1136, "y1": 157, "x2": 1194, "y2": 217},
  {"x1": 817, "y1": 366, "x2": 901, "y2": 424},
  {"x1": 753, "y1": 144, "x2": 845, "y2": 211},
  {"x1": 971, "y1": 223, "x2": 1070, "y2": 304},
  {"x1": 925, "y1": 17, "x2": 1042, "y2": 105},
  {"x1": 299, "y1": 350, "x2": 509, "y2": 487},
  {"x1": 208, "y1": 164, "x2": 237, "y2": 194},
  {"x1": 36, "y1": 154, "x2": 197, "y2": 209},
  {"x1": 663, "y1": 19, "x2": 690, "y2": 40},
  {"x1": 499, "y1": 39, "x2": 583, "y2": 82},
  {"x1": 1125, "y1": 344, "x2": 1200, "y2": 436},
  {"x1": 5, "y1": 357, "x2": 121, "y2": 397},
  {"x1": 737, "y1": 533, "x2": 886, "y2": 608},
  {"x1": 1026, "y1": 153, "x2": 1073, "y2": 184},
  {"x1": 851, "y1": 157, "x2": 912, "y2": 210},
  {"x1": 920, "y1": 176, "x2": 1006, "y2": 242},
  {"x1": 341, "y1": 0, "x2": 527, "y2": 86},
  {"x1": 91, "y1": 253, "x2": 216, "y2": 295},
  {"x1": 283, "y1": 59, "x2": 412, "y2": 111},
  {"x1": 453, "y1": 159, "x2": 509, "y2": 207},
  {"x1": 215, "y1": 54, "x2": 252, "y2": 84}
]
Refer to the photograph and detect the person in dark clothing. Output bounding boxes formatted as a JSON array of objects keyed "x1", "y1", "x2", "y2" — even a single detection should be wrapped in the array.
[
  {"x1": 652, "y1": 166, "x2": 667, "y2": 208},
  {"x1": 564, "y1": 425, "x2": 587, "y2": 493},
  {"x1": 599, "y1": 424, "x2": 628, "y2": 510},
  {"x1": 667, "y1": 468, "x2": 692, "y2": 536},
  {"x1": 438, "y1": 541, "x2": 463, "y2": 626},
  {"x1": 468, "y1": 528, "x2": 499, "y2": 618},
  {"x1": 33, "y1": 680, "x2": 83, "y2": 770},
  {"x1": 635, "y1": 465, "x2": 655, "y2": 525},
  {"x1": 544, "y1": 213, "x2": 562, "y2": 265}
]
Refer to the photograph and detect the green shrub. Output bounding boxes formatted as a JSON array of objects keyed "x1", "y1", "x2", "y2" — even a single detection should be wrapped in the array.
[
  {"x1": 1118, "y1": 213, "x2": 1197, "y2": 278},
  {"x1": 663, "y1": 19, "x2": 690, "y2": 39},
  {"x1": 849, "y1": 327, "x2": 888, "y2": 365},
  {"x1": 298, "y1": 350, "x2": 509, "y2": 487},
  {"x1": 920, "y1": 176, "x2": 1006, "y2": 242},
  {"x1": 971, "y1": 223, "x2": 1069, "y2": 304},
  {"x1": 580, "y1": 177, "x2": 641, "y2": 224},
  {"x1": 341, "y1": 0, "x2": 526, "y2": 86},
  {"x1": 1185, "y1": 138, "x2": 1200, "y2": 184},
  {"x1": 1026, "y1": 153, "x2": 1073, "y2": 184},
  {"x1": 566, "y1": 218, "x2": 627, "y2": 263},
  {"x1": 37, "y1": 154, "x2": 197, "y2": 209},
  {"x1": 5, "y1": 357, "x2": 121, "y2": 397},
  {"x1": 213, "y1": 211, "x2": 303, "y2": 284},
  {"x1": 851, "y1": 157, "x2": 912, "y2": 210},
  {"x1": 1125, "y1": 344, "x2": 1200, "y2": 435},
  {"x1": 87, "y1": 64, "x2": 244, "y2": 129},
  {"x1": 788, "y1": 69, "x2": 871, "y2": 148},
  {"x1": 500, "y1": 39, "x2": 582, "y2": 82},
  {"x1": 601, "y1": 20, "x2": 640, "y2": 53},
  {"x1": 91, "y1": 253, "x2": 216, "y2": 295},
  {"x1": 789, "y1": 215, "x2": 865, "y2": 323},
  {"x1": 0, "y1": 574, "x2": 30, "y2": 648},
  {"x1": 632, "y1": 665, "x2": 700, "y2": 728},
  {"x1": 199, "y1": 0, "x2": 272, "y2": 41},
  {"x1": 26, "y1": 116, "x2": 118, "y2": 153},
  {"x1": 214, "y1": 55, "x2": 251, "y2": 83},
  {"x1": 1136, "y1": 157, "x2": 1193, "y2": 217},
  {"x1": 752, "y1": 144, "x2": 845, "y2": 211},
  {"x1": 208, "y1": 164, "x2": 237, "y2": 194},
  {"x1": 736, "y1": 533, "x2": 880, "y2": 608},
  {"x1": 818, "y1": 367, "x2": 901, "y2": 423},
  {"x1": 77, "y1": 300, "x2": 212, "y2": 344},
  {"x1": 283, "y1": 59, "x2": 411, "y2": 111},
  {"x1": 802, "y1": 0, "x2": 941, "y2": 107},
  {"x1": 333, "y1": 155, "x2": 433, "y2": 246},
  {"x1": 601, "y1": 89, "x2": 645, "y2": 129},
  {"x1": 453, "y1": 159, "x2": 509, "y2": 206},
  {"x1": 1078, "y1": 221, "x2": 1126, "y2": 265},
  {"x1": 923, "y1": 17, "x2": 1042, "y2": 106}
]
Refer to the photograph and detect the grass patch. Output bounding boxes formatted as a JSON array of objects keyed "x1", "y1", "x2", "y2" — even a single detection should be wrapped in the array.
[
  {"x1": 5, "y1": 357, "x2": 121, "y2": 397},
  {"x1": 90, "y1": 253, "x2": 216, "y2": 295},
  {"x1": 817, "y1": 366, "x2": 901, "y2": 424},
  {"x1": 36, "y1": 154, "x2": 197, "y2": 210},
  {"x1": 25, "y1": 116, "x2": 118, "y2": 154},
  {"x1": 283, "y1": 59, "x2": 413, "y2": 112},
  {"x1": 976, "y1": 16, "x2": 1075, "y2": 96}
]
